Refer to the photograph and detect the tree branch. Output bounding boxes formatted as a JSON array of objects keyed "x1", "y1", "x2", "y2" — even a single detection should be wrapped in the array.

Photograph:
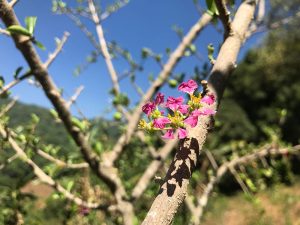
[
  {"x1": 141, "y1": 1, "x2": 256, "y2": 224},
  {"x1": 215, "y1": 0, "x2": 232, "y2": 39},
  {"x1": 87, "y1": 0, "x2": 120, "y2": 94}
]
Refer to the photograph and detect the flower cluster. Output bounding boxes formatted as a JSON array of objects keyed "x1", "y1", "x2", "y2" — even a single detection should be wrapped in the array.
[{"x1": 138, "y1": 79, "x2": 216, "y2": 139}]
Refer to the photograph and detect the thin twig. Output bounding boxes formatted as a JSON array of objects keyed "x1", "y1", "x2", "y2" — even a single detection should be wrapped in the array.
[
  {"x1": 8, "y1": 0, "x2": 18, "y2": 7},
  {"x1": 0, "y1": 27, "x2": 10, "y2": 36},
  {"x1": 36, "y1": 148, "x2": 88, "y2": 169},
  {"x1": 88, "y1": 0, "x2": 120, "y2": 94},
  {"x1": 44, "y1": 31, "x2": 70, "y2": 68},
  {"x1": 0, "y1": 97, "x2": 18, "y2": 117},
  {"x1": 66, "y1": 85, "x2": 84, "y2": 109}
]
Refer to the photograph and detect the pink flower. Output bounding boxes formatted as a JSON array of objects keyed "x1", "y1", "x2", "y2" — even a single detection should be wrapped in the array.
[
  {"x1": 199, "y1": 108, "x2": 216, "y2": 116},
  {"x1": 191, "y1": 109, "x2": 202, "y2": 117},
  {"x1": 184, "y1": 115, "x2": 199, "y2": 128},
  {"x1": 178, "y1": 104, "x2": 189, "y2": 114},
  {"x1": 166, "y1": 96, "x2": 184, "y2": 111},
  {"x1": 153, "y1": 117, "x2": 171, "y2": 129},
  {"x1": 178, "y1": 128, "x2": 187, "y2": 139},
  {"x1": 178, "y1": 79, "x2": 198, "y2": 94},
  {"x1": 162, "y1": 130, "x2": 174, "y2": 139},
  {"x1": 142, "y1": 102, "x2": 155, "y2": 116},
  {"x1": 201, "y1": 94, "x2": 215, "y2": 105},
  {"x1": 155, "y1": 92, "x2": 164, "y2": 105}
]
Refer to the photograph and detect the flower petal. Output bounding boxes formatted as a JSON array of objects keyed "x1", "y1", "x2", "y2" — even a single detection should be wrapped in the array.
[
  {"x1": 178, "y1": 79, "x2": 198, "y2": 94},
  {"x1": 201, "y1": 94, "x2": 215, "y2": 105},
  {"x1": 199, "y1": 108, "x2": 216, "y2": 116},
  {"x1": 162, "y1": 130, "x2": 174, "y2": 139},
  {"x1": 178, "y1": 128, "x2": 187, "y2": 139},
  {"x1": 184, "y1": 115, "x2": 198, "y2": 128},
  {"x1": 155, "y1": 92, "x2": 164, "y2": 105},
  {"x1": 142, "y1": 102, "x2": 155, "y2": 116},
  {"x1": 153, "y1": 117, "x2": 171, "y2": 129}
]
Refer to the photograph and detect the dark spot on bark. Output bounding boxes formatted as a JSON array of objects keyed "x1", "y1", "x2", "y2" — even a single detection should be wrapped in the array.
[{"x1": 158, "y1": 138, "x2": 200, "y2": 196}]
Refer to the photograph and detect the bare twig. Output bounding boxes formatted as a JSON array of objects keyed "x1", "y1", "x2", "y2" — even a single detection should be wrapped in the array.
[
  {"x1": 8, "y1": 0, "x2": 18, "y2": 7},
  {"x1": 88, "y1": 0, "x2": 120, "y2": 94},
  {"x1": 0, "y1": 153, "x2": 19, "y2": 170},
  {"x1": 36, "y1": 148, "x2": 88, "y2": 169},
  {"x1": 0, "y1": 27, "x2": 10, "y2": 36},
  {"x1": 0, "y1": 97, "x2": 18, "y2": 117},
  {"x1": 44, "y1": 31, "x2": 70, "y2": 68},
  {"x1": 66, "y1": 85, "x2": 84, "y2": 109}
]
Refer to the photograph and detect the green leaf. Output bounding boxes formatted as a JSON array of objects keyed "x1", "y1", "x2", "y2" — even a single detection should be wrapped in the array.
[
  {"x1": 31, "y1": 113, "x2": 40, "y2": 124},
  {"x1": 114, "y1": 112, "x2": 122, "y2": 121},
  {"x1": 25, "y1": 16, "x2": 37, "y2": 35},
  {"x1": 7, "y1": 25, "x2": 32, "y2": 37},
  {"x1": 71, "y1": 117, "x2": 86, "y2": 132},
  {"x1": 0, "y1": 76, "x2": 4, "y2": 88},
  {"x1": 206, "y1": 0, "x2": 219, "y2": 16},
  {"x1": 34, "y1": 40, "x2": 46, "y2": 50},
  {"x1": 168, "y1": 79, "x2": 178, "y2": 88},
  {"x1": 113, "y1": 93, "x2": 130, "y2": 106},
  {"x1": 13, "y1": 67, "x2": 23, "y2": 79},
  {"x1": 92, "y1": 141, "x2": 103, "y2": 155},
  {"x1": 207, "y1": 43, "x2": 215, "y2": 62}
]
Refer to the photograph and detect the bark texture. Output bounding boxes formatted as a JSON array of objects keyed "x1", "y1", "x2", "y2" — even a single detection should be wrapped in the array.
[{"x1": 142, "y1": 1, "x2": 257, "y2": 224}]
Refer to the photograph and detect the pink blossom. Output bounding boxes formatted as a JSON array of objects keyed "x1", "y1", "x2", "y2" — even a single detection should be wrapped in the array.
[
  {"x1": 178, "y1": 79, "x2": 198, "y2": 94},
  {"x1": 199, "y1": 108, "x2": 216, "y2": 116},
  {"x1": 162, "y1": 130, "x2": 174, "y2": 139},
  {"x1": 142, "y1": 102, "x2": 155, "y2": 116},
  {"x1": 166, "y1": 96, "x2": 184, "y2": 111},
  {"x1": 178, "y1": 104, "x2": 189, "y2": 114},
  {"x1": 184, "y1": 115, "x2": 199, "y2": 128},
  {"x1": 191, "y1": 109, "x2": 201, "y2": 117},
  {"x1": 201, "y1": 94, "x2": 215, "y2": 105},
  {"x1": 155, "y1": 92, "x2": 164, "y2": 105},
  {"x1": 178, "y1": 128, "x2": 187, "y2": 139},
  {"x1": 153, "y1": 117, "x2": 171, "y2": 129}
]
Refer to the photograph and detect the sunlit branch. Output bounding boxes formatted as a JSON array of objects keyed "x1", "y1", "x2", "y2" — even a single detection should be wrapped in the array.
[
  {"x1": 88, "y1": 0, "x2": 120, "y2": 94},
  {"x1": 66, "y1": 85, "x2": 84, "y2": 109},
  {"x1": 8, "y1": 0, "x2": 18, "y2": 7},
  {"x1": 0, "y1": 153, "x2": 19, "y2": 170},
  {"x1": 44, "y1": 31, "x2": 70, "y2": 68},
  {"x1": 142, "y1": 1, "x2": 257, "y2": 224},
  {"x1": 0, "y1": 97, "x2": 18, "y2": 117},
  {"x1": 0, "y1": 27, "x2": 10, "y2": 36},
  {"x1": 36, "y1": 148, "x2": 88, "y2": 169}
]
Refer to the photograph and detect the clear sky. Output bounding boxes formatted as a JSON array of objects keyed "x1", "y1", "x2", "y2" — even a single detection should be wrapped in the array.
[{"x1": 0, "y1": 0, "x2": 264, "y2": 118}]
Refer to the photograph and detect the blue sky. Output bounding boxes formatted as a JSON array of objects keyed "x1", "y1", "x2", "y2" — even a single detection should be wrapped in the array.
[{"x1": 0, "y1": 0, "x2": 265, "y2": 118}]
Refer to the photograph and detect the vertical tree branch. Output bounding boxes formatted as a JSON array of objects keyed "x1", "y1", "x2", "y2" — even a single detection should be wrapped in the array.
[
  {"x1": 142, "y1": 1, "x2": 256, "y2": 224},
  {"x1": 87, "y1": 0, "x2": 120, "y2": 94}
]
